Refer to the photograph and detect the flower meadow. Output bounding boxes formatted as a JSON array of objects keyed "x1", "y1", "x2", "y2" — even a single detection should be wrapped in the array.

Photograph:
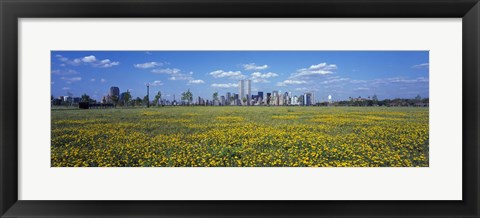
[{"x1": 51, "y1": 107, "x2": 429, "y2": 167}]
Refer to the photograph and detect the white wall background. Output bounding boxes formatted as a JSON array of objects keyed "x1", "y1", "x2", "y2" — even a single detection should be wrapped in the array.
[{"x1": 18, "y1": 18, "x2": 462, "y2": 200}]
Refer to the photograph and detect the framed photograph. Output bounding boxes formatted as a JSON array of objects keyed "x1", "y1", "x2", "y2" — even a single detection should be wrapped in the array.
[{"x1": 1, "y1": 0, "x2": 479, "y2": 217}]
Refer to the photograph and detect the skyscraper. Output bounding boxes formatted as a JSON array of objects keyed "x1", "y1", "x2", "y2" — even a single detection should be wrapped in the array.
[
  {"x1": 226, "y1": 92, "x2": 231, "y2": 105},
  {"x1": 220, "y1": 96, "x2": 226, "y2": 106},
  {"x1": 238, "y1": 80, "x2": 245, "y2": 99},
  {"x1": 258, "y1": 91, "x2": 264, "y2": 100},
  {"x1": 305, "y1": 92, "x2": 312, "y2": 106},
  {"x1": 110, "y1": 86, "x2": 120, "y2": 97},
  {"x1": 284, "y1": 92, "x2": 289, "y2": 105},
  {"x1": 258, "y1": 91, "x2": 264, "y2": 105},
  {"x1": 293, "y1": 95, "x2": 298, "y2": 105},
  {"x1": 108, "y1": 86, "x2": 120, "y2": 103},
  {"x1": 234, "y1": 93, "x2": 239, "y2": 105},
  {"x1": 246, "y1": 80, "x2": 251, "y2": 98},
  {"x1": 272, "y1": 91, "x2": 279, "y2": 106}
]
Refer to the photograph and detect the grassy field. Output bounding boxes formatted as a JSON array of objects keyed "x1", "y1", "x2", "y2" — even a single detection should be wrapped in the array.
[{"x1": 51, "y1": 106, "x2": 429, "y2": 167}]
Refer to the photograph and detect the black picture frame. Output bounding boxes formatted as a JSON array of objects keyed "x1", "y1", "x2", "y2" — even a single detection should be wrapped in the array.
[{"x1": 1, "y1": 0, "x2": 479, "y2": 217}]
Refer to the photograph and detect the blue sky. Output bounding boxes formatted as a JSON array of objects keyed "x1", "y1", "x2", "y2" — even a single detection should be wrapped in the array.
[{"x1": 51, "y1": 51, "x2": 429, "y2": 101}]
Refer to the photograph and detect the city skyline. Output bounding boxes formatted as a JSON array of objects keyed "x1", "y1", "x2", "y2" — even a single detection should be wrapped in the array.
[{"x1": 51, "y1": 51, "x2": 429, "y2": 101}]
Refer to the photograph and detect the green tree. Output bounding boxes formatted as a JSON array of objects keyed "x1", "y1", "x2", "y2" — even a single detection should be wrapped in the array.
[
  {"x1": 154, "y1": 91, "x2": 162, "y2": 106},
  {"x1": 372, "y1": 94, "x2": 378, "y2": 102},
  {"x1": 135, "y1": 97, "x2": 142, "y2": 106},
  {"x1": 81, "y1": 93, "x2": 91, "y2": 103},
  {"x1": 143, "y1": 95, "x2": 149, "y2": 106},
  {"x1": 181, "y1": 89, "x2": 193, "y2": 105},
  {"x1": 212, "y1": 92, "x2": 219, "y2": 101},
  {"x1": 123, "y1": 91, "x2": 132, "y2": 107},
  {"x1": 242, "y1": 97, "x2": 247, "y2": 105},
  {"x1": 415, "y1": 94, "x2": 422, "y2": 101},
  {"x1": 110, "y1": 95, "x2": 119, "y2": 107}
]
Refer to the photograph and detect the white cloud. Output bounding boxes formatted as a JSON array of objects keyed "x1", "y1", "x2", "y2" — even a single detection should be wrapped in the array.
[
  {"x1": 55, "y1": 55, "x2": 81, "y2": 66},
  {"x1": 211, "y1": 83, "x2": 239, "y2": 88},
  {"x1": 252, "y1": 78, "x2": 269, "y2": 83},
  {"x1": 354, "y1": 87, "x2": 370, "y2": 91},
  {"x1": 188, "y1": 79, "x2": 205, "y2": 84},
  {"x1": 90, "y1": 78, "x2": 96, "y2": 82},
  {"x1": 277, "y1": 80, "x2": 307, "y2": 86},
  {"x1": 322, "y1": 77, "x2": 349, "y2": 84},
  {"x1": 350, "y1": 80, "x2": 367, "y2": 84},
  {"x1": 290, "y1": 62, "x2": 336, "y2": 79},
  {"x1": 94, "y1": 59, "x2": 119, "y2": 68},
  {"x1": 134, "y1": 62, "x2": 163, "y2": 69},
  {"x1": 55, "y1": 54, "x2": 119, "y2": 68},
  {"x1": 169, "y1": 75, "x2": 193, "y2": 81},
  {"x1": 412, "y1": 63, "x2": 429, "y2": 69},
  {"x1": 151, "y1": 68, "x2": 202, "y2": 84},
  {"x1": 51, "y1": 69, "x2": 77, "y2": 75},
  {"x1": 55, "y1": 54, "x2": 67, "y2": 61},
  {"x1": 242, "y1": 63, "x2": 269, "y2": 71},
  {"x1": 151, "y1": 68, "x2": 181, "y2": 74},
  {"x1": 385, "y1": 77, "x2": 429, "y2": 84},
  {"x1": 150, "y1": 80, "x2": 163, "y2": 86},
  {"x1": 60, "y1": 77, "x2": 82, "y2": 84},
  {"x1": 309, "y1": 63, "x2": 337, "y2": 71},
  {"x1": 209, "y1": 70, "x2": 245, "y2": 79},
  {"x1": 62, "y1": 87, "x2": 70, "y2": 90},
  {"x1": 251, "y1": 72, "x2": 278, "y2": 79},
  {"x1": 100, "y1": 78, "x2": 106, "y2": 83},
  {"x1": 250, "y1": 72, "x2": 279, "y2": 83},
  {"x1": 82, "y1": 55, "x2": 97, "y2": 63},
  {"x1": 73, "y1": 59, "x2": 82, "y2": 64}
]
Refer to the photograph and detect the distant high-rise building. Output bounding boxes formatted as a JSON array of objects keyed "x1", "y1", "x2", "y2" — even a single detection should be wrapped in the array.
[
  {"x1": 110, "y1": 86, "x2": 120, "y2": 97},
  {"x1": 258, "y1": 91, "x2": 264, "y2": 100},
  {"x1": 120, "y1": 92, "x2": 128, "y2": 103},
  {"x1": 237, "y1": 79, "x2": 251, "y2": 105},
  {"x1": 299, "y1": 95, "x2": 305, "y2": 106},
  {"x1": 284, "y1": 92, "x2": 289, "y2": 105},
  {"x1": 73, "y1": 97, "x2": 81, "y2": 104},
  {"x1": 226, "y1": 92, "x2": 231, "y2": 105},
  {"x1": 220, "y1": 96, "x2": 226, "y2": 106},
  {"x1": 266, "y1": 93, "x2": 272, "y2": 105},
  {"x1": 257, "y1": 91, "x2": 264, "y2": 105},
  {"x1": 246, "y1": 80, "x2": 251, "y2": 98},
  {"x1": 246, "y1": 80, "x2": 252, "y2": 106},
  {"x1": 271, "y1": 91, "x2": 278, "y2": 106},
  {"x1": 293, "y1": 95, "x2": 298, "y2": 105},
  {"x1": 234, "y1": 93, "x2": 240, "y2": 105},
  {"x1": 108, "y1": 86, "x2": 120, "y2": 103},
  {"x1": 239, "y1": 80, "x2": 245, "y2": 99},
  {"x1": 305, "y1": 92, "x2": 312, "y2": 106}
]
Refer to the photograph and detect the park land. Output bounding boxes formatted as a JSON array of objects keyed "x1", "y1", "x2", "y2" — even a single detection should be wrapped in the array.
[{"x1": 51, "y1": 106, "x2": 429, "y2": 167}]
